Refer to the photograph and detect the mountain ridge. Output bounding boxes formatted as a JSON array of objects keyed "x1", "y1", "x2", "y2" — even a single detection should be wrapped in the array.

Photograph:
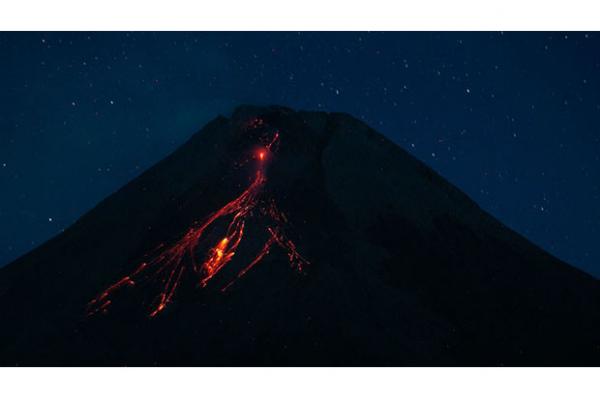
[{"x1": 0, "y1": 104, "x2": 597, "y2": 365}]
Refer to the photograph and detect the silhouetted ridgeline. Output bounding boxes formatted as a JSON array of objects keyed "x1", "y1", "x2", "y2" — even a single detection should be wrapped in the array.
[{"x1": 0, "y1": 105, "x2": 597, "y2": 365}]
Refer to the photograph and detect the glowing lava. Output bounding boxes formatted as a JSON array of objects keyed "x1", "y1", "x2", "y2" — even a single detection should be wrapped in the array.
[{"x1": 88, "y1": 120, "x2": 308, "y2": 318}]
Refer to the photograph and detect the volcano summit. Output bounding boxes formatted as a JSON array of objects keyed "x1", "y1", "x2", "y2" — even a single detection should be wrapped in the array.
[{"x1": 0, "y1": 105, "x2": 598, "y2": 365}]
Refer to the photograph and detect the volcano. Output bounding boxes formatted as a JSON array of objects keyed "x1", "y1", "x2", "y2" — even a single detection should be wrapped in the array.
[{"x1": 0, "y1": 105, "x2": 598, "y2": 366}]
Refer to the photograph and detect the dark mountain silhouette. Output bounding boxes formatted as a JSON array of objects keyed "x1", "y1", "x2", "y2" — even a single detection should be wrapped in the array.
[{"x1": 0, "y1": 105, "x2": 598, "y2": 366}]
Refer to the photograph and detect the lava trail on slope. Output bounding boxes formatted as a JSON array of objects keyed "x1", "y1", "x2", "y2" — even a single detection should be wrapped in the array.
[{"x1": 87, "y1": 118, "x2": 309, "y2": 318}]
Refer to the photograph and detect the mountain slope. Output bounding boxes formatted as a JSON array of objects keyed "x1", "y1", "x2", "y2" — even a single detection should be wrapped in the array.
[{"x1": 0, "y1": 105, "x2": 598, "y2": 365}]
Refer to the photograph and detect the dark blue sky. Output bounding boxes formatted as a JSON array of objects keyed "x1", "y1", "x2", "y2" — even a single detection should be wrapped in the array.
[{"x1": 1, "y1": 32, "x2": 599, "y2": 277}]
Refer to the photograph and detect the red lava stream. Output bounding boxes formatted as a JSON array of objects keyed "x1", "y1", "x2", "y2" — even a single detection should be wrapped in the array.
[{"x1": 87, "y1": 121, "x2": 309, "y2": 318}]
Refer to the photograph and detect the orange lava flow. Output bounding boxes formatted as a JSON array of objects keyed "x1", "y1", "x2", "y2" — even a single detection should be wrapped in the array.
[{"x1": 87, "y1": 121, "x2": 309, "y2": 318}]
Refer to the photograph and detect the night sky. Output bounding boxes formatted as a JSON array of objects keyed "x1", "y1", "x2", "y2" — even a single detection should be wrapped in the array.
[{"x1": 1, "y1": 32, "x2": 599, "y2": 277}]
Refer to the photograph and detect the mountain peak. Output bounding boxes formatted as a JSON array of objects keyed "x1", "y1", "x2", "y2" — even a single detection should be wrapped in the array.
[{"x1": 0, "y1": 105, "x2": 598, "y2": 365}]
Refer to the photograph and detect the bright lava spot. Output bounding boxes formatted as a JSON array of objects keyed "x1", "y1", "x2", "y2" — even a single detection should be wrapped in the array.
[{"x1": 87, "y1": 120, "x2": 309, "y2": 318}]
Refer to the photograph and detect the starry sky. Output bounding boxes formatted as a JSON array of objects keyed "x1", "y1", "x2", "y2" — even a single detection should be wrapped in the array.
[{"x1": 1, "y1": 32, "x2": 599, "y2": 277}]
